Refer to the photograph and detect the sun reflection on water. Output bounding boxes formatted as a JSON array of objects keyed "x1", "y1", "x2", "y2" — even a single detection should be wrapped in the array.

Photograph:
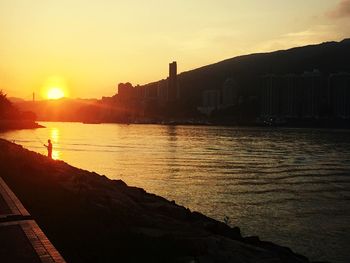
[{"x1": 49, "y1": 127, "x2": 61, "y2": 160}]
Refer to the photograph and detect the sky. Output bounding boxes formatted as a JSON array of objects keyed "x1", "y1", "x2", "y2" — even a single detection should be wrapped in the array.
[{"x1": 1, "y1": 0, "x2": 350, "y2": 100}]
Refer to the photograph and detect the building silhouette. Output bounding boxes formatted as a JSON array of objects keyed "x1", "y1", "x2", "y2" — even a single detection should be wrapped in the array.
[
  {"x1": 261, "y1": 70, "x2": 327, "y2": 120},
  {"x1": 221, "y1": 78, "x2": 239, "y2": 107},
  {"x1": 198, "y1": 77, "x2": 240, "y2": 116},
  {"x1": 329, "y1": 72, "x2": 350, "y2": 119},
  {"x1": 118, "y1": 82, "x2": 134, "y2": 100},
  {"x1": 300, "y1": 70, "x2": 323, "y2": 118},
  {"x1": 261, "y1": 74, "x2": 282, "y2": 118},
  {"x1": 168, "y1": 61, "x2": 179, "y2": 101},
  {"x1": 157, "y1": 79, "x2": 168, "y2": 102},
  {"x1": 112, "y1": 61, "x2": 182, "y2": 120}
]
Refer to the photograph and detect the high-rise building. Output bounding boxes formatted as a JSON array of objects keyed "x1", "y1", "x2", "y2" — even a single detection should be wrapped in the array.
[
  {"x1": 329, "y1": 72, "x2": 350, "y2": 119},
  {"x1": 221, "y1": 78, "x2": 239, "y2": 107},
  {"x1": 168, "y1": 61, "x2": 179, "y2": 101},
  {"x1": 300, "y1": 70, "x2": 322, "y2": 118},
  {"x1": 261, "y1": 74, "x2": 281, "y2": 118},
  {"x1": 197, "y1": 89, "x2": 221, "y2": 116},
  {"x1": 280, "y1": 74, "x2": 300, "y2": 118},
  {"x1": 261, "y1": 70, "x2": 324, "y2": 120},
  {"x1": 157, "y1": 80, "x2": 167, "y2": 102},
  {"x1": 118, "y1": 82, "x2": 134, "y2": 100}
]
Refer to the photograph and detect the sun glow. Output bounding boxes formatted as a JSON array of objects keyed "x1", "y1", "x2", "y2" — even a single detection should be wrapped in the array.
[
  {"x1": 47, "y1": 87, "x2": 65, "y2": 100},
  {"x1": 42, "y1": 76, "x2": 69, "y2": 100}
]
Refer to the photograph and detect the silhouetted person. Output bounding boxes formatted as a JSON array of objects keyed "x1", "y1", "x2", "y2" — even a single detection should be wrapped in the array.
[{"x1": 44, "y1": 139, "x2": 53, "y2": 159}]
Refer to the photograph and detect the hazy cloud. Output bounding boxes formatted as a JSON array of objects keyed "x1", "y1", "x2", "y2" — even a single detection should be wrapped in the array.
[{"x1": 327, "y1": 0, "x2": 350, "y2": 19}]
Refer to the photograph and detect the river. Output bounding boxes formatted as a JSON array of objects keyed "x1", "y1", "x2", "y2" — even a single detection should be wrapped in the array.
[{"x1": 1, "y1": 122, "x2": 350, "y2": 263}]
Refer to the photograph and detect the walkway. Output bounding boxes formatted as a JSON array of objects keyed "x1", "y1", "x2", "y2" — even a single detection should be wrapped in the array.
[{"x1": 0, "y1": 177, "x2": 66, "y2": 263}]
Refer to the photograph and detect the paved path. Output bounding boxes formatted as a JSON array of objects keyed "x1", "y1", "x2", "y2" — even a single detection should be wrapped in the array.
[{"x1": 0, "y1": 177, "x2": 66, "y2": 263}]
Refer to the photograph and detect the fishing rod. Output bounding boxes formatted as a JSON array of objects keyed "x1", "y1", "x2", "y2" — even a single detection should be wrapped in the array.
[
  {"x1": 30, "y1": 129, "x2": 45, "y2": 145},
  {"x1": 28, "y1": 130, "x2": 49, "y2": 155}
]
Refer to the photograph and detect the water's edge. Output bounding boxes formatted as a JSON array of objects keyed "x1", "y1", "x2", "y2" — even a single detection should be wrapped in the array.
[{"x1": 0, "y1": 138, "x2": 321, "y2": 263}]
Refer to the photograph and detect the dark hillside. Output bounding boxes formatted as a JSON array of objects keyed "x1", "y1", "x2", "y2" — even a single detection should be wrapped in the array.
[{"x1": 176, "y1": 39, "x2": 350, "y2": 105}]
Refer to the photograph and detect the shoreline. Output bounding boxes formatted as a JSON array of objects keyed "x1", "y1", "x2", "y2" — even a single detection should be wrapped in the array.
[
  {"x1": 34, "y1": 118, "x2": 350, "y2": 130},
  {"x1": 0, "y1": 120, "x2": 44, "y2": 131},
  {"x1": 0, "y1": 139, "x2": 325, "y2": 263}
]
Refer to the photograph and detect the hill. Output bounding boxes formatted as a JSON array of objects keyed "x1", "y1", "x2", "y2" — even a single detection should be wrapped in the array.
[
  {"x1": 13, "y1": 39, "x2": 350, "y2": 125},
  {"x1": 177, "y1": 39, "x2": 350, "y2": 103}
]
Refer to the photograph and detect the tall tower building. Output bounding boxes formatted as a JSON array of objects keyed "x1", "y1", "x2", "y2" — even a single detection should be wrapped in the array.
[
  {"x1": 329, "y1": 72, "x2": 350, "y2": 119},
  {"x1": 168, "y1": 61, "x2": 179, "y2": 101}
]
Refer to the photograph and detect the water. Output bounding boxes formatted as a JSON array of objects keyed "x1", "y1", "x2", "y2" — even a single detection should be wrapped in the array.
[{"x1": 1, "y1": 122, "x2": 350, "y2": 263}]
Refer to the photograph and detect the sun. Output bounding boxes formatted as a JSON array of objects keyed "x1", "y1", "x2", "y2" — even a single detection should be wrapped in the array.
[{"x1": 47, "y1": 87, "x2": 65, "y2": 100}]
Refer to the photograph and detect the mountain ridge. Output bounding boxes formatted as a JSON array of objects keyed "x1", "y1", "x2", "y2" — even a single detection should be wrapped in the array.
[
  {"x1": 179, "y1": 38, "x2": 350, "y2": 77},
  {"x1": 159, "y1": 38, "x2": 350, "y2": 109}
]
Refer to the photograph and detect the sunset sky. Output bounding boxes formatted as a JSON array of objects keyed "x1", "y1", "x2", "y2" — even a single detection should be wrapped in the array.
[{"x1": 1, "y1": 0, "x2": 350, "y2": 100}]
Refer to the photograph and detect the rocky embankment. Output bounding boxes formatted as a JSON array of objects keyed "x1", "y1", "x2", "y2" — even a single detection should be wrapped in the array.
[{"x1": 0, "y1": 139, "x2": 325, "y2": 263}]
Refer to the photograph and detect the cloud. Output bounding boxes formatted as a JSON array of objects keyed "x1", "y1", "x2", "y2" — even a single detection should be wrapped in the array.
[
  {"x1": 327, "y1": 0, "x2": 350, "y2": 19},
  {"x1": 255, "y1": 1, "x2": 350, "y2": 53}
]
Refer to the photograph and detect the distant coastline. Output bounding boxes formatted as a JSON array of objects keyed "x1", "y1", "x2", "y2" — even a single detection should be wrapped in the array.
[
  {"x1": 0, "y1": 120, "x2": 44, "y2": 131},
  {"x1": 14, "y1": 39, "x2": 350, "y2": 129},
  {"x1": 33, "y1": 117, "x2": 350, "y2": 130}
]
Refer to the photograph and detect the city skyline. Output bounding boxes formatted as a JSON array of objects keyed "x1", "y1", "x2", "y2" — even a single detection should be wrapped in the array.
[{"x1": 1, "y1": 0, "x2": 350, "y2": 100}]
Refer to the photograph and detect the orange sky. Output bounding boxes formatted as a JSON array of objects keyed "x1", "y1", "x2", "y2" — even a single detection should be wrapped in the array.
[{"x1": 1, "y1": 0, "x2": 350, "y2": 100}]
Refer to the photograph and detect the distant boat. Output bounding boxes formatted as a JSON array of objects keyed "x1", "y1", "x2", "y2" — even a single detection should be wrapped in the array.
[
  {"x1": 256, "y1": 117, "x2": 287, "y2": 127},
  {"x1": 82, "y1": 121, "x2": 102, "y2": 124}
]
